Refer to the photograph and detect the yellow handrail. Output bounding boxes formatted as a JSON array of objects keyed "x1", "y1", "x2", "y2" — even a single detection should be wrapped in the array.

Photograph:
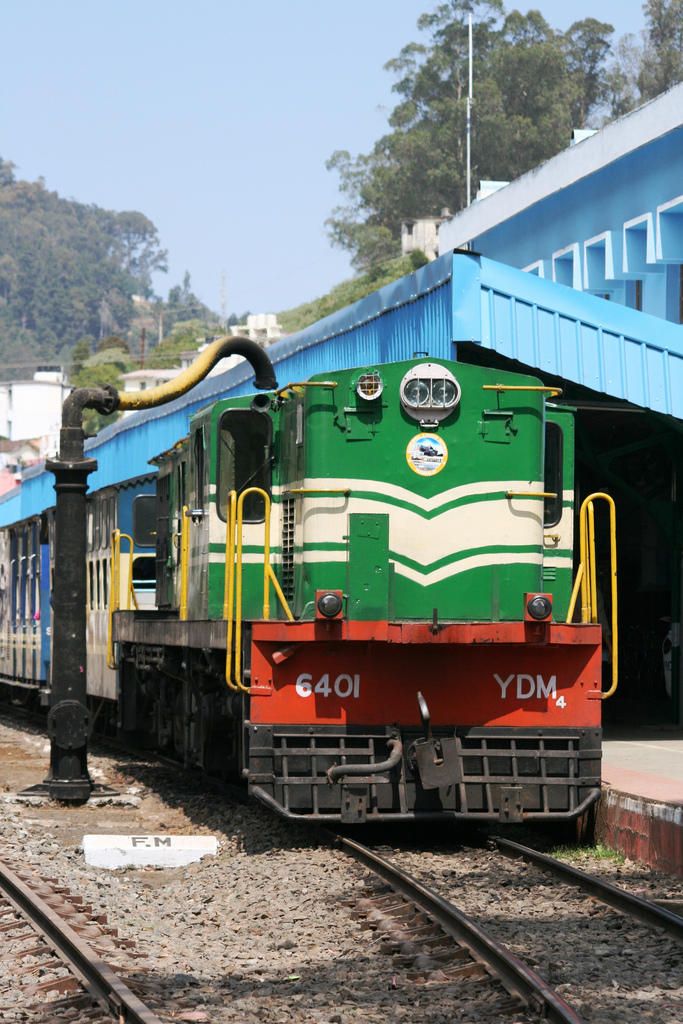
[
  {"x1": 225, "y1": 486, "x2": 294, "y2": 693},
  {"x1": 179, "y1": 506, "x2": 190, "y2": 621},
  {"x1": 506, "y1": 491, "x2": 557, "y2": 499},
  {"x1": 285, "y1": 488, "x2": 351, "y2": 497},
  {"x1": 275, "y1": 381, "x2": 338, "y2": 397},
  {"x1": 566, "y1": 492, "x2": 618, "y2": 699},
  {"x1": 106, "y1": 530, "x2": 138, "y2": 669},
  {"x1": 483, "y1": 384, "x2": 563, "y2": 398},
  {"x1": 223, "y1": 491, "x2": 239, "y2": 692}
]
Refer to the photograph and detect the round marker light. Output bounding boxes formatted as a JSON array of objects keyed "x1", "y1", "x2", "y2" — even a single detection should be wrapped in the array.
[
  {"x1": 356, "y1": 371, "x2": 383, "y2": 400},
  {"x1": 527, "y1": 595, "x2": 552, "y2": 620},
  {"x1": 317, "y1": 592, "x2": 343, "y2": 618}
]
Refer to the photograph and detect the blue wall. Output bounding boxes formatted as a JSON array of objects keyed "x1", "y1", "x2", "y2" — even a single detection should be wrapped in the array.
[{"x1": 470, "y1": 127, "x2": 683, "y2": 322}]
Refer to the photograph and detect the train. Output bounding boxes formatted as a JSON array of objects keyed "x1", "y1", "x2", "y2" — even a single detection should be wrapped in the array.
[{"x1": 0, "y1": 339, "x2": 612, "y2": 823}]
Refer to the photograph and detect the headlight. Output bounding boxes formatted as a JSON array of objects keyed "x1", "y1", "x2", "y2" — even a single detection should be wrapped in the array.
[
  {"x1": 527, "y1": 595, "x2": 553, "y2": 620},
  {"x1": 432, "y1": 379, "x2": 457, "y2": 407},
  {"x1": 403, "y1": 379, "x2": 431, "y2": 407},
  {"x1": 400, "y1": 363, "x2": 461, "y2": 424},
  {"x1": 317, "y1": 591, "x2": 343, "y2": 618}
]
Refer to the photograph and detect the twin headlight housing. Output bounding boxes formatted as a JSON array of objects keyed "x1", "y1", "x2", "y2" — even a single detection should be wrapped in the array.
[{"x1": 399, "y1": 363, "x2": 461, "y2": 424}]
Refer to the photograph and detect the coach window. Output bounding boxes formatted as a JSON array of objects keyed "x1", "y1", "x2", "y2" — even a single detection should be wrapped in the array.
[
  {"x1": 217, "y1": 410, "x2": 271, "y2": 522},
  {"x1": 543, "y1": 423, "x2": 563, "y2": 528},
  {"x1": 133, "y1": 495, "x2": 156, "y2": 547}
]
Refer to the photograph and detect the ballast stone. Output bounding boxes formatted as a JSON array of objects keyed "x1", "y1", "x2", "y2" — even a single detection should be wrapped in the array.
[{"x1": 83, "y1": 834, "x2": 218, "y2": 869}]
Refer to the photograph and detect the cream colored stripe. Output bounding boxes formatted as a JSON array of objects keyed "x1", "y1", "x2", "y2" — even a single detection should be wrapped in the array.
[
  {"x1": 302, "y1": 498, "x2": 542, "y2": 561},
  {"x1": 394, "y1": 551, "x2": 542, "y2": 585},
  {"x1": 274, "y1": 477, "x2": 543, "y2": 512}
]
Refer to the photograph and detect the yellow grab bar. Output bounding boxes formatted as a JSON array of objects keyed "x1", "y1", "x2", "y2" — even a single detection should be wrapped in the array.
[
  {"x1": 566, "y1": 492, "x2": 618, "y2": 699},
  {"x1": 179, "y1": 506, "x2": 190, "y2": 621},
  {"x1": 483, "y1": 384, "x2": 563, "y2": 398},
  {"x1": 285, "y1": 488, "x2": 351, "y2": 497},
  {"x1": 226, "y1": 486, "x2": 294, "y2": 693},
  {"x1": 223, "y1": 491, "x2": 239, "y2": 692},
  {"x1": 106, "y1": 530, "x2": 138, "y2": 669},
  {"x1": 506, "y1": 491, "x2": 557, "y2": 499},
  {"x1": 275, "y1": 381, "x2": 338, "y2": 397}
]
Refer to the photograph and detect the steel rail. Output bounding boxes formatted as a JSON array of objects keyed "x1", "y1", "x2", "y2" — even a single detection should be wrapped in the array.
[
  {"x1": 495, "y1": 837, "x2": 683, "y2": 940},
  {"x1": 332, "y1": 834, "x2": 586, "y2": 1024},
  {"x1": 0, "y1": 858, "x2": 163, "y2": 1023}
]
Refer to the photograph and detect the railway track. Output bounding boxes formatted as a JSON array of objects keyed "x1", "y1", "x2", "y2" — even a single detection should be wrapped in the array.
[
  {"x1": 1, "y1": 706, "x2": 681, "y2": 1022},
  {"x1": 340, "y1": 832, "x2": 683, "y2": 1022},
  {"x1": 0, "y1": 858, "x2": 163, "y2": 1023},
  {"x1": 334, "y1": 833, "x2": 587, "y2": 1023},
  {"x1": 494, "y1": 836, "x2": 683, "y2": 939}
]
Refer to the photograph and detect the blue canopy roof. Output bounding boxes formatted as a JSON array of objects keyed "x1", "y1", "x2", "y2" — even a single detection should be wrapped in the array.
[{"x1": 2, "y1": 251, "x2": 681, "y2": 526}]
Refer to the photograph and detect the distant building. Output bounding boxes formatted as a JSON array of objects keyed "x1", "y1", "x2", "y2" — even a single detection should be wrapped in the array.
[
  {"x1": 120, "y1": 368, "x2": 181, "y2": 394},
  {"x1": 0, "y1": 368, "x2": 70, "y2": 453},
  {"x1": 230, "y1": 313, "x2": 283, "y2": 345},
  {"x1": 401, "y1": 211, "x2": 451, "y2": 262}
]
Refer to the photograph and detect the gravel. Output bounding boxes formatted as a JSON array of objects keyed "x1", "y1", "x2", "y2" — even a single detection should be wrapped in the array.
[{"x1": 0, "y1": 716, "x2": 542, "y2": 1023}]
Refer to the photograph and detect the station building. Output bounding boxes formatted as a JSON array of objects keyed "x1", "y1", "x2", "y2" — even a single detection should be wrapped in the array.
[{"x1": 438, "y1": 84, "x2": 683, "y2": 733}]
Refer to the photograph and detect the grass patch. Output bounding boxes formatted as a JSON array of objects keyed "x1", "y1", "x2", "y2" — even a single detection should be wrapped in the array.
[
  {"x1": 549, "y1": 842, "x2": 625, "y2": 865},
  {"x1": 278, "y1": 254, "x2": 426, "y2": 335}
]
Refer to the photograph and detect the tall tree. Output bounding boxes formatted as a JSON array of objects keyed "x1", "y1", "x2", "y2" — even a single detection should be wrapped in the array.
[
  {"x1": 326, "y1": 2, "x2": 615, "y2": 271},
  {"x1": 638, "y1": 0, "x2": 683, "y2": 99}
]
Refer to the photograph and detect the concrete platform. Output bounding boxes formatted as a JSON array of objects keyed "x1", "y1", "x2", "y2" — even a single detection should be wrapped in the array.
[{"x1": 597, "y1": 728, "x2": 683, "y2": 876}]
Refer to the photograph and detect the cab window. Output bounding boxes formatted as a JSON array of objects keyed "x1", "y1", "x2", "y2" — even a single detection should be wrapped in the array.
[
  {"x1": 543, "y1": 422, "x2": 563, "y2": 528},
  {"x1": 217, "y1": 410, "x2": 271, "y2": 522},
  {"x1": 133, "y1": 495, "x2": 156, "y2": 547}
]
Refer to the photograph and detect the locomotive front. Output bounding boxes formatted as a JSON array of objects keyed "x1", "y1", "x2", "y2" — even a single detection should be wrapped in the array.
[{"x1": 244, "y1": 358, "x2": 603, "y2": 822}]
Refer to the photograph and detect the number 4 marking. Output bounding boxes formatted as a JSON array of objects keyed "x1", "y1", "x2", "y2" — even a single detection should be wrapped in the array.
[
  {"x1": 314, "y1": 673, "x2": 331, "y2": 697},
  {"x1": 555, "y1": 695, "x2": 567, "y2": 709}
]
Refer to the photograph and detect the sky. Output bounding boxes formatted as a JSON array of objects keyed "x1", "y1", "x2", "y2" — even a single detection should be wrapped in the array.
[{"x1": 2, "y1": 1, "x2": 647, "y2": 318}]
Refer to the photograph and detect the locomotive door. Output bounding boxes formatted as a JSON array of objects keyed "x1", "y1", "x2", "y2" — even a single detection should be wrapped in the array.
[
  {"x1": 155, "y1": 472, "x2": 173, "y2": 609},
  {"x1": 543, "y1": 409, "x2": 575, "y2": 621},
  {"x1": 187, "y1": 425, "x2": 210, "y2": 619}
]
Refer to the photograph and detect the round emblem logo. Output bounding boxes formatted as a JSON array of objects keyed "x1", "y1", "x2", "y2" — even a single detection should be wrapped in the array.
[{"x1": 406, "y1": 433, "x2": 448, "y2": 476}]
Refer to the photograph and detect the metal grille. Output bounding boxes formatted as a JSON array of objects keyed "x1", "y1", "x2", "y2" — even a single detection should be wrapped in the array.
[
  {"x1": 247, "y1": 725, "x2": 601, "y2": 822},
  {"x1": 280, "y1": 498, "x2": 295, "y2": 601}
]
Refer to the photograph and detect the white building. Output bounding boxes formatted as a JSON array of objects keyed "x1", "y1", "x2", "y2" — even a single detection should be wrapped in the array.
[
  {"x1": 0, "y1": 369, "x2": 70, "y2": 452},
  {"x1": 230, "y1": 313, "x2": 283, "y2": 345},
  {"x1": 401, "y1": 212, "x2": 451, "y2": 262}
]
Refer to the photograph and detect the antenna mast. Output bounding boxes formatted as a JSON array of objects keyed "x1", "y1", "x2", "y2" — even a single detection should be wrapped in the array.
[{"x1": 466, "y1": 12, "x2": 473, "y2": 206}]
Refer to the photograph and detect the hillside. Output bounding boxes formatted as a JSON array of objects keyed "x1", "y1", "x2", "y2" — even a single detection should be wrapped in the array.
[
  {"x1": 0, "y1": 157, "x2": 166, "y2": 379},
  {"x1": 278, "y1": 252, "x2": 427, "y2": 335}
]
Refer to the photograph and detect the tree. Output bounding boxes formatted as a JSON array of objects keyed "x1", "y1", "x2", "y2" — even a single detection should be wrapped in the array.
[
  {"x1": 164, "y1": 272, "x2": 215, "y2": 332},
  {"x1": 110, "y1": 211, "x2": 168, "y2": 297},
  {"x1": 69, "y1": 337, "x2": 92, "y2": 379},
  {"x1": 325, "y1": 2, "x2": 617, "y2": 270},
  {"x1": 638, "y1": 0, "x2": 683, "y2": 99},
  {"x1": 564, "y1": 18, "x2": 615, "y2": 127}
]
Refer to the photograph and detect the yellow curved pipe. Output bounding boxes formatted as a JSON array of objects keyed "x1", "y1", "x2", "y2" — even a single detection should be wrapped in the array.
[{"x1": 117, "y1": 335, "x2": 268, "y2": 411}]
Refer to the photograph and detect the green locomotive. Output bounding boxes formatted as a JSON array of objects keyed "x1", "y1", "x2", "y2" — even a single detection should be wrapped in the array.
[{"x1": 113, "y1": 354, "x2": 607, "y2": 823}]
